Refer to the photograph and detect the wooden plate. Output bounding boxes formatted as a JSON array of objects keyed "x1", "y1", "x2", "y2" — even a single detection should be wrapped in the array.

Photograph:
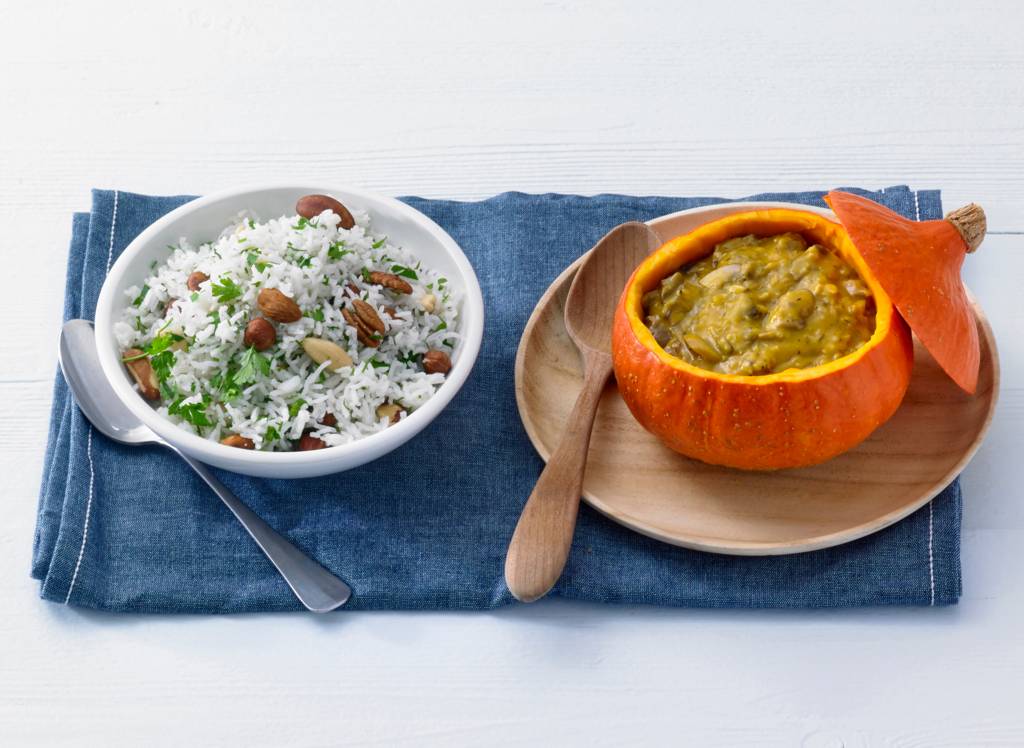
[{"x1": 514, "y1": 203, "x2": 1000, "y2": 555}]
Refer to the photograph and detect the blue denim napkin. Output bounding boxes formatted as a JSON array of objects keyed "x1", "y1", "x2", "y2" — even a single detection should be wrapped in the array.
[{"x1": 33, "y1": 186, "x2": 961, "y2": 612}]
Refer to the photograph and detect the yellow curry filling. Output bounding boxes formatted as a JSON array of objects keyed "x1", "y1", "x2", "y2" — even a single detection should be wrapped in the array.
[{"x1": 642, "y1": 232, "x2": 876, "y2": 375}]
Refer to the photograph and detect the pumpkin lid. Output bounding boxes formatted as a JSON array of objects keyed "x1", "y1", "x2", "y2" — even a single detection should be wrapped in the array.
[{"x1": 823, "y1": 190, "x2": 985, "y2": 394}]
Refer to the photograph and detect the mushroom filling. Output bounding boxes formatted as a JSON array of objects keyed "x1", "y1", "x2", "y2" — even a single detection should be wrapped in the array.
[{"x1": 642, "y1": 232, "x2": 876, "y2": 375}]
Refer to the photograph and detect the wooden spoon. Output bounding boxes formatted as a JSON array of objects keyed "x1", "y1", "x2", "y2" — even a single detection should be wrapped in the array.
[{"x1": 504, "y1": 221, "x2": 663, "y2": 602}]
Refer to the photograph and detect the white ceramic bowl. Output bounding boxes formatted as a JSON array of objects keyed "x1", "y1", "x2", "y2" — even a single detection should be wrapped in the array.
[{"x1": 94, "y1": 184, "x2": 484, "y2": 478}]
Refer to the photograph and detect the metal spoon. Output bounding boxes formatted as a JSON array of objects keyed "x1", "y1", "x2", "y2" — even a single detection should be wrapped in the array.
[
  {"x1": 504, "y1": 222, "x2": 662, "y2": 602},
  {"x1": 58, "y1": 319, "x2": 352, "y2": 613}
]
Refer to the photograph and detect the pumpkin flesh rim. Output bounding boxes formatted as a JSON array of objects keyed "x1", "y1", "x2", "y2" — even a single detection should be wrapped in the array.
[{"x1": 624, "y1": 209, "x2": 898, "y2": 385}]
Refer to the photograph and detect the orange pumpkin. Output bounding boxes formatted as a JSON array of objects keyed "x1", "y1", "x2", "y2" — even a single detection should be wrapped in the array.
[{"x1": 611, "y1": 208, "x2": 914, "y2": 470}]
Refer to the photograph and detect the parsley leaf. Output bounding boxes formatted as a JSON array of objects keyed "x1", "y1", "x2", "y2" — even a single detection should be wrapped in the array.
[
  {"x1": 292, "y1": 216, "x2": 310, "y2": 230},
  {"x1": 432, "y1": 320, "x2": 448, "y2": 333},
  {"x1": 211, "y1": 276, "x2": 243, "y2": 303},
  {"x1": 233, "y1": 346, "x2": 271, "y2": 387},
  {"x1": 327, "y1": 242, "x2": 350, "y2": 261},
  {"x1": 288, "y1": 399, "x2": 306, "y2": 419},
  {"x1": 168, "y1": 396, "x2": 213, "y2": 428},
  {"x1": 307, "y1": 307, "x2": 325, "y2": 322},
  {"x1": 372, "y1": 238, "x2": 387, "y2": 249},
  {"x1": 122, "y1": 333, "x2": 183, "y2": 361},
  {"x1": 367, "y1": 357, "x2": 389, "y2": 369},
  {"x1": 132, "y1": 284, "x2": 150, "y2": 306},
  {"x1": 264, "y1": 425, "x2": 280, "y2": 442},
  {"x1": 390, "y1": 264, "x2": 418, "y2": 280}
]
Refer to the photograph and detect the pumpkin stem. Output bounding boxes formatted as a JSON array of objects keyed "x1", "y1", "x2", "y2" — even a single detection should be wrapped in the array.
[{"x1": 945, "y1": 203, "x2": 986, "y2": 254}]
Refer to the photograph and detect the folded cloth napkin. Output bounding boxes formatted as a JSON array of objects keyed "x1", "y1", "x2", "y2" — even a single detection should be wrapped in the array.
[{"x1": 33, "y1": 186, "x2": 961, "y2": 612}]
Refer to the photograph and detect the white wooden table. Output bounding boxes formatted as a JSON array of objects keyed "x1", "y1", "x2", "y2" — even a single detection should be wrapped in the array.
[{"x1": 2, "y1": 2, "x2": 1022, "y2": 744}]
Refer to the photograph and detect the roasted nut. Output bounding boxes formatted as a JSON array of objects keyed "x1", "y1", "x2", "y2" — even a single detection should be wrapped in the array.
[
  {"x1": 352, "y1": 299, "x2": 386, "y2": 334},
  {"x1": 257, "y1": 287, "x2": 302, "y2": 323},
  {"x1": 420, "y1": 293, "x2": 436, "y2": 313},
  {"x1": 375, "y1": 403, "x2": 403, "y2": 425},
  {"x1": 122, "y1": 348, "x2": 160, "y2": 400},
  {"x1": 366, "y1": 271, "x2": 413, "y2": 295},
  {"x1": 383, "y1": 306, "x2": 400, "y2": 320},
  {"x1": 422, "y1": 349, "x2": 452, "y2": 375},
  {"x1": 220, "y1": 434, "x2": 255, "y2": 449},
  {"x1": 301, "y1": 336, "x2": 353, "y2": 370},
  {"x1": 244, "y1": 317, "x2": 276, "y2": 351},
  {"x1": 320, "y1": 412, "x2": 337, "y2": 427},
  {"x1": 296, "y1": 194, "x2": 355, "y2": 230},
  {"x1": 342, "y1": 307, "x2": 380, "y2": 348},
  {"x1": 187, "y1": 271, "x2": 209, "y2": 292},
  {"x1": 345, "y1": 281, "x2": 361, "y2": 297},
  {"x1": 164, "y1": 297, "x2": 179, "y2": 318},
  {"x1": 298, "y1": 433, "x2": 327, "y2": 451}
]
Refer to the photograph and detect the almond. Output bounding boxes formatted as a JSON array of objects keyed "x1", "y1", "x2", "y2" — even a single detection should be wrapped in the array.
[
  {"x1": 257, "y1": 288, "x2": 302, "y2": 323},
  {"x1": 375, "y1": 403, "x2": 403, "y2": 425},
  {"x1": 297, "y1": 433, "x2": 327, "y2": 451},
  {"x1": 244, "y1": 317, "x2": 276, "y2": 351},
  {"x1": 383, "y1": 306, "x2": 400, "y2": 320},
  {"x1": 352, "y1": 299, "x2": 385, "y2": 334},
  {"x1": 296, "y1": 194, "x2": 355, "y2": 230},
  {"x1": 420, "y1": 293, "x2": 437, "y2": 313},
  {"x1": 301, "y1": 336, "x2": 353, "y2": 370},
  {"x1": 366, "y1": 271, "x2": 413, "y2": 295},
  {"x1": 422, "y1": 349, "x2": 452, "y2": 375},
  {"x1": 220, "y1": 434, "x2": 255, "y2": 449},
  {"x1": 122, "y1": 348, "x2": 160, "y2": 400},
  {"x1": 187, "y1": 271, "x2": 209, "y2": 292}
]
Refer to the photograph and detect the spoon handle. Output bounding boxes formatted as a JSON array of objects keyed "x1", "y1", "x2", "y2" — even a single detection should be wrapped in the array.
[
  {"x1": 504, "y1": 352, "x2": 613, "y2": 602},
  {"x1": 173, "y1": 450, "x2": 352, "y2": 612}
]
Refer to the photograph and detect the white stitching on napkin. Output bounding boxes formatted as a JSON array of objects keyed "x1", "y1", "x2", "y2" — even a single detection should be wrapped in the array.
[
  {"x1": 64, "y1": 190, "x2": 119, "y2": 605},
  {"x1": 64, "y1": 428, "x2": 96, "y2": 604},
  {"x1": 928, "y1": 500, "x2": 936, "y2": 606}
]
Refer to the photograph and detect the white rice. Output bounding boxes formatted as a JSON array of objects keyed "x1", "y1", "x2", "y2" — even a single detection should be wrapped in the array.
[{"x1": 114, "y1": 205, "x2": 459, "y2": 450}]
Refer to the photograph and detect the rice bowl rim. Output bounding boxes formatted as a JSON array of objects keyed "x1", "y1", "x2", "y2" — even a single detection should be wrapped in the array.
[{"x1": 94, "y1": 184, "x2": 484, "y2": 477}]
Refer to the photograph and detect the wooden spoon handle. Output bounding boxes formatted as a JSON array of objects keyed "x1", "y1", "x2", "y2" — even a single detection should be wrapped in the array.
[{"x1": 504, "y1": 353, "x2": 613, "y2": 602}]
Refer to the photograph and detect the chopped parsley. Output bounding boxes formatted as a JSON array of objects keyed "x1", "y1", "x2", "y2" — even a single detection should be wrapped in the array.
[
  {"x1": 211, "y1": 276, "x2": 243, "y2": 303},
  {"x1": 292, "y1": 216, "x2": 310, "y2": 230},
  {"x1": 432, "y1": 320, "x2": 447, "y2": 333},
  {"x1": 307, "y1": 307, "x2": 325, "y2": 322},
  {"x1": 264, "y1": 425, "x2": 280, "y2": 442},
  {"x1": 390, "y1": 264, "x2": 418, "y2": 280},
  {"x1": 245, "y1": 250, "x2": 269, "y2": 272},
  {"x1": 367, "y1": 357, "x2": 390, "y2": 369},
  {"x1": 233, "y1": 346, "x2": 271, "y2": 386},
  {"x1": 122, "y1": 332, "x2": 184, "y2": 361},
  {"x1": 372, "y1": 238, "x2": 387, "y2": 249},
  {"x1": 327, "y1": 242, "x2": 350, "y2": 261},
  {"x1": 288, "y1": 399, "x2": 306, "y2": 418},
  {"x1": 168, "y1": 396, "x2": 213, "y2": 428},
  {"x1": 132, "y1": 285, "x2": 150, "y2": 306}
]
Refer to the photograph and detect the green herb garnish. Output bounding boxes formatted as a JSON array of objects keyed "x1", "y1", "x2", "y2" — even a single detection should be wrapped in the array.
[
  {"x1": 211, "y1": 276, "x2": 243, "y2": 303},
  {"x1": 390, "y1": 264, "x2": 418, "y2": 280},
  {"x1": 233, "y1": 346, "x2": 271, "y2": 386},
  {"x1": 132, "y1": 285, "x2": 150, "y2": 306},
  {"x1": 327, "y1": 242, "x2": 350, "y2": 261},
  {"x1": 168, "y1": 395, "x2": 213, "y2": 428}
]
